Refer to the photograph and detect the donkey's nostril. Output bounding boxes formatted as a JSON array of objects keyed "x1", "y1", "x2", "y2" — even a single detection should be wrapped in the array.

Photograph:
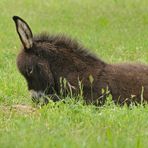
[{"x1": 39, "y1": 93, "x2": 43, "y2": 98}]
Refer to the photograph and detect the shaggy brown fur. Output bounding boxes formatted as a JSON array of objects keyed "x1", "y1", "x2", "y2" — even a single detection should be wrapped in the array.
[{"x1": 13, "y1": 16, "x2": 148, "y2": 105}]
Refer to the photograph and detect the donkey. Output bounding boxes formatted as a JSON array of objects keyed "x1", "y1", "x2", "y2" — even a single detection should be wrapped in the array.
[{"x1": 12, "y1": 16, "x2": 148, "y2": 106}]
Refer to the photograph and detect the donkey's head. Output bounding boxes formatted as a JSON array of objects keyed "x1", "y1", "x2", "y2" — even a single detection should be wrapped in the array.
[{"x1": 12, "y1": 16, "x2": 59, "y2": 104}]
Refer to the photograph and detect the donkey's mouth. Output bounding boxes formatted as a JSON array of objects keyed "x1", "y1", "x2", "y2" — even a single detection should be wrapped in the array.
[
  {"x1": 30, "y1": 90, "x2": 60, "y2": 105},
  {"x1": 49, "y1": 94, "x2": 61, "y2": 102},
  {"x1": 31, "y1": 95, "x2": 49, "y2": 105}
]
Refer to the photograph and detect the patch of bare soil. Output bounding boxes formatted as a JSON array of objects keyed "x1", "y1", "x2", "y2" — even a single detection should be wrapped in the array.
[
  {"x1": 0, "y1": 104, "x2": 37, "y2": 114},
  {"x1": 12, "y1": 104, "x2": 37, "y2": 113}
]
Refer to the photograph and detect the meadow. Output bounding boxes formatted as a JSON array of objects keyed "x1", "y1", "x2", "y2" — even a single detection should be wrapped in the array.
[{"x1": 0, "y1": 0, "x2": 148, "y2": 147}]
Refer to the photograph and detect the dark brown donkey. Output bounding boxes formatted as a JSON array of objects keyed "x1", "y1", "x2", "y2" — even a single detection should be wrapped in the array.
[{"x1": 13, "y1": 16, "x2": 148, "y2": 105}]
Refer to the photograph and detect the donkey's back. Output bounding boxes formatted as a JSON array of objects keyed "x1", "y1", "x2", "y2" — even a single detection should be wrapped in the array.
[{"x1": 105, "y1": 63, "x2": 148, "y2": 104}]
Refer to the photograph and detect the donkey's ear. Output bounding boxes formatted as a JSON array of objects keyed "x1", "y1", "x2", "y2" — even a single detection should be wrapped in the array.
[{"x1": 12, "y1": 16, "x2": 33, "y2": 49}]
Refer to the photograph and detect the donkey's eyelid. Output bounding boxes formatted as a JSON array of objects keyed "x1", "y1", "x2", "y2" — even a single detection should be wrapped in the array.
[
  {"x1": 27, "y1": 67, "x2": 33, "y2": 75},
  {"x1": 29, "y1": 68, "x2": 33, "y2": 74}
]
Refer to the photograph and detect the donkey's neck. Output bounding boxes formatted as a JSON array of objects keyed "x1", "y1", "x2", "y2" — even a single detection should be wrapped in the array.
[
  {"x1": 34, "y1": 33, "x2": 105, "y2": 65},
  {"x1": 34, "y1": 33, "x2": 106, "y2": 77}
]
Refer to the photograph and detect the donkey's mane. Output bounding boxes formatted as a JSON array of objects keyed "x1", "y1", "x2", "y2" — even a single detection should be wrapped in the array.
[{"x1": 33, "y1": 33, "x2": 100, "y2": 61}]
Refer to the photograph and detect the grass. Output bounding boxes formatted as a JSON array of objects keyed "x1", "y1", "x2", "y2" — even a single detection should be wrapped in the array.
[{"x1": 0, "y1": 0, "x2": 148, "y2": 147}]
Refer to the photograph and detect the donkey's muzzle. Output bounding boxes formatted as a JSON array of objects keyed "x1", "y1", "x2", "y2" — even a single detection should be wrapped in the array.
[
  {"x1": 30, "y1": 90, "x2": 48, "y2": 105},
  {"x1": 30, "y1": 90, "x2": 60, "y2": 105}
]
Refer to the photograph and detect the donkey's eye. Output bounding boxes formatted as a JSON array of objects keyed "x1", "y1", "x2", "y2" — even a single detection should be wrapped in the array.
[{"x1": 27, "y1": 67, "x2": 33, "y2": 76}]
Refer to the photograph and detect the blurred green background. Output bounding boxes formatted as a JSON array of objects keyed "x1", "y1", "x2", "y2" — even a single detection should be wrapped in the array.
[{"x1": 0, "y1": 0, "x2": 148, "y2": 147}]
